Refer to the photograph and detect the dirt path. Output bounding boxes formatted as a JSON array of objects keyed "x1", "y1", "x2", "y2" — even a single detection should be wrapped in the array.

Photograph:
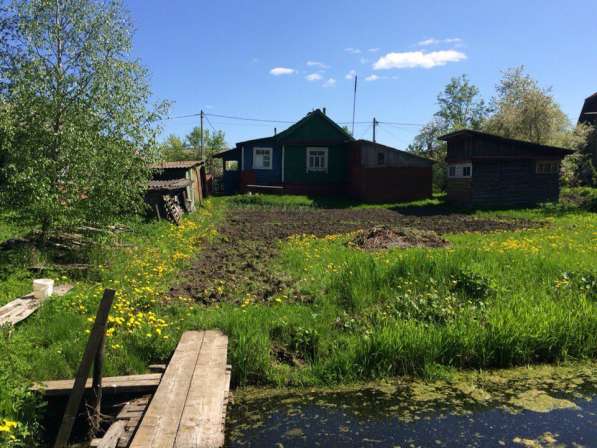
[{"x1": 169, "y1": 206, "x2": 540, "y2": 304}]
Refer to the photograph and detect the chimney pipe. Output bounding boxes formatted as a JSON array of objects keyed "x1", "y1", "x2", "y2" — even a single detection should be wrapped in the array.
[{"x1": 322, "y1": 107, "x2": 326, "y2": 115}]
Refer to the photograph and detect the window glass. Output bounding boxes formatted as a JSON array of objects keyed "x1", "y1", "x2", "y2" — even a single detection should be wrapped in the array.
[
  {"x1": 307, "y1": 148, "x2": 328, "y2": 172},
  {"x1": 253, "y1": 148, "x2": 272, "y2": 169}
]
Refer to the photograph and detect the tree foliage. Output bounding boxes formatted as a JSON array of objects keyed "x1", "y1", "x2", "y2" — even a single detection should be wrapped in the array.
[
  {"x1": 159, "y1": 127, "x2": 227, "y2": 174},
  {"x1": 0, "y1": 0, "x2": 167, "y2": 232},
  {"x1": 409, "y1": 75, "x2": 488, "y2": 190}
]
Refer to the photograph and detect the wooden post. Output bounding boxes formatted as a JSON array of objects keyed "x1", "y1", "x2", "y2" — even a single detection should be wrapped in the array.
[
  {"x1": 53, "y1": 289, "x2": 116, "y2": 448},
  {"x1": 89, "y1": 329, "x2": 106, "y2": 436}
]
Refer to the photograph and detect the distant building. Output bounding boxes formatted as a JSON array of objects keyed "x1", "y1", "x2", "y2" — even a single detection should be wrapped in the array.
[
  {"x1": 578, "y1": 92, "x2": 597, "y2": 166},
  {"x1": 440, "y1": 129, "x2": 573, "y2": 207},
  {"x1": 214, "y1": 109, "x2": 433, "y2": 203}
]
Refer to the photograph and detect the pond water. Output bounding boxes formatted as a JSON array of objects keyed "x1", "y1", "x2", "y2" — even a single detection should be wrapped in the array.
[{"x1": 225, "y1": 363, "x2": 597, "y2": 447}]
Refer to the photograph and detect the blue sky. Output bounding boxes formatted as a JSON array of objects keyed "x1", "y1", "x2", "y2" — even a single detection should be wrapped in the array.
[{"x1": 126, "y1": 0, "x2": 597, "y2": 149}]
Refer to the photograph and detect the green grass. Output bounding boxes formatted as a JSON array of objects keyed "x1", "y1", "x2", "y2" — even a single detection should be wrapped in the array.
[{"x1": 0, "y1": 194, "x2": 596, "y2": 445}]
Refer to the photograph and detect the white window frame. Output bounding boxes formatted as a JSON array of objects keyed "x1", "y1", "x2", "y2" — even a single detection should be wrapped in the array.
[
  {"x1": 447, "y1": 163, "x2": 472, "y2": 178},
  {"x1": 306, "y1": 147, "x2": 328, "y2": 173},
  {"x1": 536, "y1": 160, "x2": 558, "y2": 175},
  {"x1": 253, "y1": 147, "x2": 273, "y2": 170}
]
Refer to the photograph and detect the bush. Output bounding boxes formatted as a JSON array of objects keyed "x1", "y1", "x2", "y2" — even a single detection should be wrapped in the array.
[{"x1": 560, "y1": 187, "x2": 597, "y2": 212}]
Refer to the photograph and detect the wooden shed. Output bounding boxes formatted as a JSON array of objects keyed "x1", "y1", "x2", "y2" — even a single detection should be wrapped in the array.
[
  {"x1": 149, "y1": 160, "x2": 207, "y2": 210},
  {"x1": 440, "y1": 130, "x2": 573, "y2": 207}
]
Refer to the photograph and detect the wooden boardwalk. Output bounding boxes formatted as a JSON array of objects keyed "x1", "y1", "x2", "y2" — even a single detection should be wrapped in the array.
[{"x1": 129, "y1": 330, "x2": 230, "y2": 448}]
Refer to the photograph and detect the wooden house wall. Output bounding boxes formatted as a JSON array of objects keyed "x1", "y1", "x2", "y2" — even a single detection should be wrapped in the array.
[
  {"x1": 284, "y1": 143, "x2": 348, "y2": 185},
  {"x1": 471, "y1": 160, "x2": 560, "y2": 207},
  {"x1": 240, "y1": 140, "x2": 283, "y2": 186}
]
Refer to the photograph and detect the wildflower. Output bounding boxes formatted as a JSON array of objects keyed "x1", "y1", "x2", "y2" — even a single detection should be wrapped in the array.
[{"x1": 0, "y1": 420, "x2": 17, "y2": 432}]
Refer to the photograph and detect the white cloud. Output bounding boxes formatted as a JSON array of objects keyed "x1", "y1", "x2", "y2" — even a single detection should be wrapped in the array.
[
  {"x1": 269, "y1": 67, "x2": 296, "y2": 76},
  {"x1": 323, "y1": 78, "x2": 336, "y2": 88},
  {"x1": 305, "y1": 73, "x2": 323, "y2": 81},
  {"x1": 365, "y1": 74, "x2": 380, "y2": 81},
  {"x1": 345, "y1": 69, "x2": 357, "y2": 80},
  {"x1": 417, "y1": 38, "x2": 440, "y2": 46},
  {"x1": 373, "y1": 50, "x2": 466, "y2": 70},
  {"x1": 368, "y1": 48, "x2": 380, "y2": 53},
  {"x1": 418, "y1": 37, "x2": 463, "y2": 47},
  {"x1": 344, "y1": 47, "x2": 362, "y2": 54},
  {"x1": 306, "y1": 61, "x2": 329, "y2": 69}
]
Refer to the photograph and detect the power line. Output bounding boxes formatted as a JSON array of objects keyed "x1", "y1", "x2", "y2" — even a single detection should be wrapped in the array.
[
  {"x1": 204, "y1": 114, "x2": 217, "y2": 132},
  {"x1": 163, "y1": 110, "x2": 424, "y2": 128}
]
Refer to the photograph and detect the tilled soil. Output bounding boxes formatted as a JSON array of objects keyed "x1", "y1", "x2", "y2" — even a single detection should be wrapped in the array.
[{"x1": 169, "y1": 206, "x2": 540, "y2": 304}]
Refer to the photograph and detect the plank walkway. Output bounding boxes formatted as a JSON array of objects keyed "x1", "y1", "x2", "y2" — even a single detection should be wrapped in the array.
[
  {"x1": 36, "y1": 373, "x2": 162, "y2": 397},
  {"x1": 0, "y1": 284, "x2": 73, "y2": 326},
  {"x1": 90, "y1": 395, "x2": 151, "y2": 448},
  {"x1": 129, "y1": 330, "x2": 230, "y2": 448}
]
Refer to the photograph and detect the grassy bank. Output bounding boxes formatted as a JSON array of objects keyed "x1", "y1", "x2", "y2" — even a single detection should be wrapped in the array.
[{"x1": 0, "y1": 195, "x2": 596, "y2": 446}]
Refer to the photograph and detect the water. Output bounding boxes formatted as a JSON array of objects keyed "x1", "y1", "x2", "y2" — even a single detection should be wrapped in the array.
[{"x1": 225, "y1": 363, "x2": 597, "y2": 447}]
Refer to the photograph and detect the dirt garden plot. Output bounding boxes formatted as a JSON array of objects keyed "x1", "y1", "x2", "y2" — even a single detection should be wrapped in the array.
[{"x1": 169, "y1": 206, "x2": 540, "y2": 304}]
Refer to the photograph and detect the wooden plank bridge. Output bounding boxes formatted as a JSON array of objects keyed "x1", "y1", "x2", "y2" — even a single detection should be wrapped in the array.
[{"x1": 84, "y1": 330, "x2": 231, "y2": 448}]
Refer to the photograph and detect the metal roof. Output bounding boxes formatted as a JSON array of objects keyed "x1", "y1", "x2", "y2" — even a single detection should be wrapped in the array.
[
  {"x1": 150, "y1": 160, "x2": 203, "y2": 169},
  {"x1": 148, "y1": 179, "x2": 192, "y2": 191}
]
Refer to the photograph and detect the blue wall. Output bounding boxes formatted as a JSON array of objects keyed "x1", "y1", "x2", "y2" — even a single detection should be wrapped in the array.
[{"x1": 241, "y1": 141, "x2": 283, "y2": 185}]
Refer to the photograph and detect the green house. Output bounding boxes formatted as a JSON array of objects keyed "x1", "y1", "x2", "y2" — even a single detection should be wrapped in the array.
[{"x1": 215, "y1": 109, "x2": 433, "y2": 202}]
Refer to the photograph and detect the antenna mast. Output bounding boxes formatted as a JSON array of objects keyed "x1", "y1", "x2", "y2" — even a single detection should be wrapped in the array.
[{"x1": 351, "y1": 75, "x2": 358, "y2": 136}]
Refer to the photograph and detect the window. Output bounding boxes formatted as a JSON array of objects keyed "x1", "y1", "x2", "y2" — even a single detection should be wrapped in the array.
[
  {"x1": 253, "y1": 147, "x2": 272, "y2": 169},
  {"x1": 225, "y1": 160, "x2": 239, "y2": 171},
  {"x1": 377, "y1": 152, "x2": 385, "y2": 166},
  {"x1": 536, "y1": 161, "x2": 558, "y2": 174},
  {"x1": 447, "y1": 163, "x2": 472, "y2": 178},
  {"x1": 306, "y1": 147, "x2": 328, "y2": 172}
]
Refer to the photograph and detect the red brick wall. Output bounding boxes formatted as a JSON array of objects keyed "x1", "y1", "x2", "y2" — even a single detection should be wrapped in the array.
[{"x1": 349, "y1": 166, "x2": 433, "y2": 203}]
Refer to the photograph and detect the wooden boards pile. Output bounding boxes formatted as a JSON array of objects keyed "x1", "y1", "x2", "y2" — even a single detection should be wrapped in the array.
[{"x1": 0, "y1": 284, "x2": 73, "y2": 326}]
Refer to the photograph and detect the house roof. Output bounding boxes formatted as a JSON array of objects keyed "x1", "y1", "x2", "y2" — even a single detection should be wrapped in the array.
[
  {"x1": 150, "y1": 160, "x2": 203, "y2": 169},
  {"x1": 355, "y1": 139, "x2": 435, "y2": 164},
  {"x1": 148, "y1": 179, "x2": 192, "y2": 191},
  {"x1": 236, "y1": 109, "x2": 353, "y2": 146},
  {"x1": 439, "y1": 129, "x2": 574, "y2": 156},
  {"x1": 579, "y1": 92, "x2": 597, "y2": 125},
  {"x1": 213, "y1": 148, "x2": 239, "y2": 159}
]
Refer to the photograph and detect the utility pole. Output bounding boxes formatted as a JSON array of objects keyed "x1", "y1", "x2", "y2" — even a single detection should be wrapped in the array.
[
  {"x1": 372, "y1": 117, "x2": 378, "y2": 143},
  {"x1": 200, "y1": 110, "x2": 204, "y2": 160}
]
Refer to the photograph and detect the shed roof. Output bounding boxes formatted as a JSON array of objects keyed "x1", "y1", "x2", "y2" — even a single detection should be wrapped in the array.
[
  {"x1": 579, "y1": 92, "x2": 597, "y2": 125},
  {"x1": 439, "y1": 129, "x2": 574, "y2": 156},
  {"x1": 355, "y1": 139, "x2": 435, "y2": 165},
  {"x1": 150, "y1": 160, "x2": 203, "y2": 169},
  {"x1": 148, "y1": 179, "x2": 192, "y2": 191}
]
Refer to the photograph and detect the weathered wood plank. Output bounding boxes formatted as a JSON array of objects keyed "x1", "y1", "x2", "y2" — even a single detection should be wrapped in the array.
[
  {"x1": 35, "y1": 373, "x2": 162, "y2": 397},
  {"x1": 90, "y1": 420, "x2": 125, "y2": 448},
  {"x1": 174, "y1": 330, "x2": 229, "y2": 448},
  {"x1": 0, "y1": 284, "x2": 73, "y2": 326},
  {"x1": 129, "y1": 331, "x2": 206, "y2": 448}
]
